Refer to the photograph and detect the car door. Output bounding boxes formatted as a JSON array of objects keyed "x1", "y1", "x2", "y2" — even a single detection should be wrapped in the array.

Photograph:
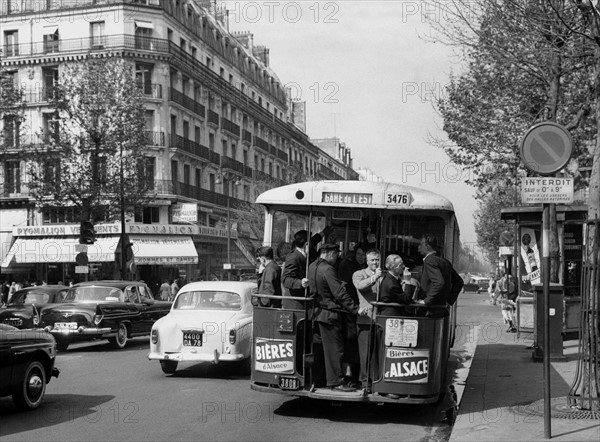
[{"x1": 124, "y1": 286, "x2": 144, "y2": 334}]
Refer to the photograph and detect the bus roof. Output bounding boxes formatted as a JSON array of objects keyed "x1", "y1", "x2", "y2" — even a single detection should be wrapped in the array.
[{"x1": 256, "y1": 181, "x2": 455, "y2": 212}]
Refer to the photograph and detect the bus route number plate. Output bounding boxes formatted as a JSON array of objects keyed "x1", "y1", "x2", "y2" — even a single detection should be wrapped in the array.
[{"x1": 385, "y1": 319, "x2": 418, "y2": 348}]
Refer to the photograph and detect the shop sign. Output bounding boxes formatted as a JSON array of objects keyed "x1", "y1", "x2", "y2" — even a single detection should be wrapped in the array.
[{"x1": 172, "y1": 203, "x2": 198, "y2": 223}]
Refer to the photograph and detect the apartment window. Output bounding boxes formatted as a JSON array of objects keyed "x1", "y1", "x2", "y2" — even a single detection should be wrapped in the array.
[
  {"x1": 171, "y1": 160, "x2": 178, "y2": 184},
  {"x1": 2, "y1": 116, "x2": 20, "y2": 148},
  {"x1": 194, "y1": 126, "x2": 201, "y2": 143},
  {"x1": 243, "y1": 150, "x2": 248, "y2": 166},
  {"x1": 219, "y1": 67, "x2": 225, "y2": 78},
  {"x1": 268, "y1": 162, "x2": 273, "y2": 176},
  {"x1": 135, "y1": 22, "x2": 154, "y2": 50},
  {"x1": 254, "y1": 155, "x2": 258, "y2": 169},
  {"x1": 182, "y1": 75, "x2": 190, "y2": 97},
  {"x1": 194, "y1": 85, "x2": 201, "y2": 102},
  {"x1": 135, "y1": 207, "x2": 159, "y2": 224},
  {"x1": 231, "y1": 142, "x2": 237, "y2": 160},
  {"x1": 209, "y1": 173, "x2": 215, "y2": 192},
  {"x1": 4, "y1": 160, "x2": 20, "y2": 194},
  {"x1": 261, "y1": 158, "x2": 265, "y2": 172},
  {"x1": 229, "y1": 74, "x2": 233, "y2": 84},
  {"x1": 42, "y1": 112, "x2": 59, "y2": 143},
  {"x1": 170, "y1": 115, "x2": 177, "y2": 138},
  {"x1": 42, "y1": 67, "x2": 58, "y2": 101},
  {"x1": 141, "y1": 156, "x2": 155, "y2": 189},
  {"x1": 222, "y1": 139, "x2": 228, "y2": 157},
  {"x1": 183, "y1": 164, "x2": 191, "y2": 185},
  {"x1": 144, "y1": 110, "x2": 154, "y2": 131},
  {"x1": 191, "y1": 46, "x2": 197, "y2": 58},
  {"x1": 3, "y1": 30, "x2": 18, "y2": 56},
  {"x1": 182, "y1": 120, "x2": 189, "y2": 139},
  {"x1": 90, "y1": 22, "x2": 106, "y2": 48},
  {"x1": 169, "y1": 68, "x2": 178, "y2": 90},
  {"x1": 195, "y1": 168, "x2": 201, "y2": 187},
  {"x1": 136, "y1": 63, "x2": 154, "y2": 96},
  {"x1": 43, "y1": 27, "x2": 59, "y2": 53},
  {"x1": 209, "y1": 133, "x2": 215, "y2": 150},
  {"x1": 180, "y1": 38, "x2": 186, "y2": 52},
  {"x1": 206, "y1": 56, "x2": 212, "y2": 68}
]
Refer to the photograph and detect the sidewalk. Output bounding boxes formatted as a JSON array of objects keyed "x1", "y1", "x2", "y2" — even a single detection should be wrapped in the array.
[{"x1": 449, "y1": 296, "x2": 600, "y2": 441}]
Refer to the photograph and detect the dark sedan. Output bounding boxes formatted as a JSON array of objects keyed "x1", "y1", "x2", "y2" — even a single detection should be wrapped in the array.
[
  {"x1": 0, "y1": 285, "x2": 69, "y2": 329},
  {"x1": 0, "y1": 324, "x2": 60, "y2": 410},
  {"x1": 39, "y1": 280, "x2": 172, "y2": 351}
]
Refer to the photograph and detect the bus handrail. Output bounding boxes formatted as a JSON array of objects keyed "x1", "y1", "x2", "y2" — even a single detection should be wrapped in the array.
[
  {"x1": 252, "y1": 293, "x2": 315, "y2": 302},
  {"x1": 371, "y1": 301, "x2": 449, "y2": 310}
]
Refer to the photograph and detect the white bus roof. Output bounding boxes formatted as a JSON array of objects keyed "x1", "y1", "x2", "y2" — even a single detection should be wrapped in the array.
[{"x1": 256, "y1": 181, "x2": 455, "y2": 212}]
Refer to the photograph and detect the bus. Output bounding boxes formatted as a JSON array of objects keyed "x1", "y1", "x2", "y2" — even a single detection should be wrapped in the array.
[{"x1": 250, "y1": 180, "x2": 460, "y2": 403}]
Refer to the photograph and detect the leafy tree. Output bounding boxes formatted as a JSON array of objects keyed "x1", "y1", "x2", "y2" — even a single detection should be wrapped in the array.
[
  {"x1": 24, "y1": 56, "x2": 153, "y2": 222},
  {"x1": 0, "y1": 55, "x2": 24, "y2": 152}
]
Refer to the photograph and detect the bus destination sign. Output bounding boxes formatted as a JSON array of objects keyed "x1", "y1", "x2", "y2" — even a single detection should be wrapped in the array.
[{"x1": 322, "y1": 192, "x2": 373, "y2": 205}]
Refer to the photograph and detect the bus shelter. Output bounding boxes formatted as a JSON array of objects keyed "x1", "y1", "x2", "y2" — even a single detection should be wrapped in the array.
[{"x1": 500, "y1": 205, "x2": 587, "y2": 335}]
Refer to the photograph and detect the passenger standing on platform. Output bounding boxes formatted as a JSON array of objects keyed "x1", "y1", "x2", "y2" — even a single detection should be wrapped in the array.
[
  {"x1": 352, "y1": 249, "x2": 383, "y2": 388},
  {"x1": 159, "y1": 280, "x2": 171, "y2": 301},
  {"x1": 379, "y1": 254, "x2": 420, "y2": 316},
  {"x1": 281, "y1": 228, "x2": 331, "y2": 310},
  {"x1": 416, "y1": 235, "x2": 464, "y2": 315},
  {"x1": 309, "y1": 243, "x2": 358, "y2": 392},
  {"x1": 337, "y1": 242, "x2": 368, "y2": 388},
  {"x1": 256, "y1": 246, "x2": 282, "y2": 308}
]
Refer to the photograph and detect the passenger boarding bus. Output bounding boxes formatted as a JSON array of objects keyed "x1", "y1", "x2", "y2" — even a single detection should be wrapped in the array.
[{"x1": 251, "y1": 180, "x2": 460, "y2": 403}]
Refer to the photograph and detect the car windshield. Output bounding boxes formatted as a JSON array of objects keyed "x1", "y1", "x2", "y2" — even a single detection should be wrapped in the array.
[
  {"x1": 64, "y1": 286, "x2": 124, "y2": 302},
  {"x1": 174, "y1": 291, "x2": 242, "y2": 311},
  {"x1": 10, "y1": 292, "x2": 50, "y2": 304}
]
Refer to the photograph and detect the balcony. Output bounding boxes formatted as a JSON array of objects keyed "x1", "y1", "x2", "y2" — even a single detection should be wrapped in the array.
[
  {"x1": 242, "y1": 129, "x2": 252, "y2": 145},
  {"x1": 253, "y1": 136, "x2": 269, "y2": 153},
  {"x1": 170, "y1": 134, "x2": 220, "y2": 165},
  {"x1": 152, "y1": 180, "x2": 245, "y2": 207},
  {"x1": 145, "y1": 131, "x2": 165, "y2": 146},
  {"x1": 138, "y1": 83, "x2": 163, "y2": 99},
  {"x1": 1, "y1": 34, "x2": 169, "y2": 59},
  {"x1": 221, "y1": 118, "x2": 240, "y2": 137},
  {"x1": 207, "y1": 110, "x2": 219, "y2": 127},
  {"x1": 169, "y1": 87, "x2": 205, "y2": 117},
  {"x1": 220, "y1": 156, "x2": 245, "y2": 175},
  {"x1": 277, "y1": 149, "x2": 288, "y2": 162}
]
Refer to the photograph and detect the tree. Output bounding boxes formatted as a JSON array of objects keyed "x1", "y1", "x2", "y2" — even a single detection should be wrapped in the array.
[
  {"x1": 0, "y1": 54, "x2": 24, "y2": 152},
  {"x1": 23, "y1": 56, "x2": 153, "y2": 223}
]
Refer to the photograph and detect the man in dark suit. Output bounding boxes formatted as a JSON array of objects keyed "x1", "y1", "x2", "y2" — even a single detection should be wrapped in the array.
[
  {"x1": 416, "y1": 235, "x2": 464, "y2": 316},
  {"x1": 379, "y1": 254, "x2": 420, "y2": 316},
  {"x1": 308, "y1": 244, "x2": 359, "y2": 392},
  {"x1": 256, "y1": 246, "x2": 282, "y2": 308}
]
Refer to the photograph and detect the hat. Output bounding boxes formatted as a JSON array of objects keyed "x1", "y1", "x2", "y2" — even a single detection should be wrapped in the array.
[{"x1": 318, "y1": 243, "x2": 340, "y2": 253}]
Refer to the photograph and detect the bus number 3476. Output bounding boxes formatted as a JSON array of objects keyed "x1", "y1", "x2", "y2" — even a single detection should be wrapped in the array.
[{"x1": 387, "y1": 194, "x2": 409, "y2": 205}]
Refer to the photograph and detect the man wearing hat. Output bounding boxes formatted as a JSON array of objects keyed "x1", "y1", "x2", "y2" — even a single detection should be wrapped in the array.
[
  {"x1": 308, "y1": 243, "x2": 359, "y2": 392},
  {"x1": 281, "y1": 227, "x2": 332, "y2": 309}
]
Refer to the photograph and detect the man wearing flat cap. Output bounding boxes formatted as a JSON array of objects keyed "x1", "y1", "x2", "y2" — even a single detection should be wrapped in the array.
[{"x1": 308, "y1": 243, "x2": 359, "y2": 392}]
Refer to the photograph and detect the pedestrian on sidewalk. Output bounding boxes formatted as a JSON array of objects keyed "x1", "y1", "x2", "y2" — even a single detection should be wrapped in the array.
[{"x1": 498, "y1": 273, "x2": 517, "y2": 332}]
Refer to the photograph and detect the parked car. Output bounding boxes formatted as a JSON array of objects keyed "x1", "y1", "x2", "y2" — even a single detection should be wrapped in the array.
[
  {"x1": 0, "y1": 324, "x2": 60, "y2": 410},
  {"x1": 148, "y1": 281, "x2": 256, "y2": 375},
  {"x1": 0, "y1": 285, "x2": 69, "y2": 329},
  {"x1": 39, "y1": 280, "x2": 171, "y2": 351},
  {"x1": 463, "y1": 277, "x2": 491, "y2": 294}
]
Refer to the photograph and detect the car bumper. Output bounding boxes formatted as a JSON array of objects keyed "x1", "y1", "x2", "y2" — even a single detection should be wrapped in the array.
[
  {"x1": 48, "y1": 327, "x2": 112, "y2": 337},
  {"x1": 148, "y1": 350, "x2": 246, "y2": 364}
]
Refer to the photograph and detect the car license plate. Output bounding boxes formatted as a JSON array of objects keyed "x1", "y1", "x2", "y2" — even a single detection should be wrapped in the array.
[
  {"x1": 385, "y1": 319, "x2": 418, "y2": 347},
  {"x1": 55, "y1": 322, "x2": 78, "y2": 330},
  {"x1": 182, "y1": 331, "x2": 203, "y2": 347},
  {"x1": 3, "y1": 318, "x2": 22, "y2": 326},
  {"x1": 278, "y1": 376, "x2": 299, "y2": 390}
]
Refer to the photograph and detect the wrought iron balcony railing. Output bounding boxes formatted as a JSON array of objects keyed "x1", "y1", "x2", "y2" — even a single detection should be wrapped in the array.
[
  {"x1": 221, "y1": 118, "x2": 240, "y2": 137},
  {"x1": 253, "y1": 136, "x2": 269, "y2": 152},
  {"x1": 207, "y1": 110, "x2": 220, "y2": 127},
  {"x1": 242, "y1": 129, "x2": 252, "y2": 144},
  {"x1": 169, "y1": 87, "x2": 205, "y2": 117},
  {"x1": 169, "y1": 134, "x2": 220, "y2": 165}
]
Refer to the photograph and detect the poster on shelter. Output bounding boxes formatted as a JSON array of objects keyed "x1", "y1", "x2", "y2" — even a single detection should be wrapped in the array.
[{"x1": 520, "y1": 227, "x2": 541, "y2": 285}]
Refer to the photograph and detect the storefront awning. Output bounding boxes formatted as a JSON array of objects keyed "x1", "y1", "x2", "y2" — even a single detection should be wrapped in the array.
[
  {"x1": 135, "y1": 20, "x2": 154, "y2": 29},
  {"x1": 129, "y1": 235, "x2": 198, "y2": 265},
  {"x1": 1, "y1": 236, "x2": 119, "y2": 267}
]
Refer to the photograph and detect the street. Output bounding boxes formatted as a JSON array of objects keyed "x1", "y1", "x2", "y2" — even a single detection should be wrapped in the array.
[{"x1": 0, "y1": 294, "x2": 483, "y2": 442}]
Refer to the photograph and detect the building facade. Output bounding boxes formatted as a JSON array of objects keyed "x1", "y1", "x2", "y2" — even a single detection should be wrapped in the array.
[{"x1": 0, "y1": 0, "x2": 356, "y2": 290}]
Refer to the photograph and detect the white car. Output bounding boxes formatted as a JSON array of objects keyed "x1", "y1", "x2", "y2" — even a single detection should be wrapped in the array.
[{"x1": 148, "y1": 281, "x2": 256, "y2": 375}]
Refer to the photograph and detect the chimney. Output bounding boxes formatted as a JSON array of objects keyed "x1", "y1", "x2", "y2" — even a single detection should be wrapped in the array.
[
  {"x1": 233, "y1": 31, "x2": 254, "y2": 52},
  {"x1": 253, "y1": 45, "x2": 269, "y2": 67}
]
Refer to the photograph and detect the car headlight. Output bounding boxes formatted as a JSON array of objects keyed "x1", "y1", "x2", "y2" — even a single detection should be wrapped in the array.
[
  {"x1": 229, "y1": 329, "x2": 236, "y2": 345},
  {"x1": 151, "y1": 328, "x2": 158, "y2": 344}
]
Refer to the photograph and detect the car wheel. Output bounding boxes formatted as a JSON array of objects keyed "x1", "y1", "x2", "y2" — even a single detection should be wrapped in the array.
[
  {"x1": 160, "y1": 360, "x2": 178, "y2": 374},
  {"x1": 12, "y1": 360, "x2": 47, "y2": 410},
  {"x1": 109, "y1": 322, "x2": 128, "y2": 349},
  {"x1": 55, "y1": 337, "x2": 69, "y2": 352}
]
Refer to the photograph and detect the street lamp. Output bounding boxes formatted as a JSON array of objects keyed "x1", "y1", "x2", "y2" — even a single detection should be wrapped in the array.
[{"x1": 215, "y1": 170, "x2": 241, "y2": 280}]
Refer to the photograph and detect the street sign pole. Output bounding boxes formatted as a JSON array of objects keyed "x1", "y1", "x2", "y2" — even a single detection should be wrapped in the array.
[{"x1": 542, "y1": 204, "x2": 551, "y2": 439}]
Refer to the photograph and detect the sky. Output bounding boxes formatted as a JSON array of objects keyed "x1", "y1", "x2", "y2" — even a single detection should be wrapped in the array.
[{"x1": 224, "y1": 1, "x2": 479, "y2": 249}]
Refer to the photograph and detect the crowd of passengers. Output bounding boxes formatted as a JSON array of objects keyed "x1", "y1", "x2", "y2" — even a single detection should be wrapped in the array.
[{"x1": 255, "y1": 230, "x2": 464, "y2": 393}]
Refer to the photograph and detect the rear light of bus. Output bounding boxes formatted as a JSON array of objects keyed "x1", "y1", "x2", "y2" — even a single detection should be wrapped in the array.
[
  {"x1": 229, "y1": 329, "x2": 236, "y2": 344},
  {"x1": 151, "y1": 328, "x2": 158, "y2": 344}
]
